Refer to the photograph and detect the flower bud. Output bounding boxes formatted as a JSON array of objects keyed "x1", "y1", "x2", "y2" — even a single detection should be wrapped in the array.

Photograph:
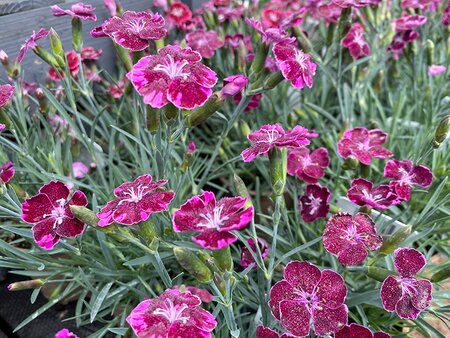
[
  {"x1": 269, "y1": 148, "x2": 287, "y2": 196},
  {"x1": 379, "y1": 225, "x2": 412, "y2": 255},
  {"x1": 212, "y1": 246, "x2": 233, "y2": 272},
  {"x1": 146, "y1": 106, "x2": 160, "y2": 134},
  {"x1": 139, "y1": 219, "x2": 159, "y2": 243},
  {"x1": 174, "y1": 247, "x2": 213, "y2": 283},
  {"x1": 214, "y1": 272, "x2": 227, "y2": 296},
  {"x1": 431, "y1": 265, "x2": 450, "y2": 283},
  {"x1": 250, "y1": 43, "x2": 270, "y2": 75},
  {"x1": 0, "y1": 50, "x2": 9, "y2": 66},
  {"x1": 33, "y1": 45, "x2": 59, "y2": 68},
  {"x1": 36, "y1": 88, "x2": 48, "y2": 112},
  {"x1": 162, "y1": 103, "x2": 179, "y2": 121},
  {"x1": 8, "y1": 279, "x2": 44, "y2": 291},
  {"x1": 342, "y1": 157, "x2": 359, "y2": 170},
  {"x1": 367, "y1": 266, "x2": 396, "y2": 282},
  {"x1": 263, "y1": 72, "x2": 284, "y2": 90},
  {"x1": 292, "y1": 27, "x2": 312, "y2": 54},
  {"x1": 185, "y1": 93, "x2": 225, "y2": 127},
  {"x1": 425, "y1": 40, "x2": 435, "y2": 66},
  {"x1": 240, "y1": 121, "x2": 251, "y2": 137},
  {"x1": 433, "y1": 115, "x2": 450, "y2": 148},
  {"x1": 234, "y1": 174, "x2": 253, "y2": 208},
  {"x1": 72, "y1": 17, "x2": 83, "y2": 52},
  {"x1": 221, "y1": 75, "x2": 248, "y2": 97},
  {"x1": 49, "y1": 28, "x2": 64, "y2": 58}
]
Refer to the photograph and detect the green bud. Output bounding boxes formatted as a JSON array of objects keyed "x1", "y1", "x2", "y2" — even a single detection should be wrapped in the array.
[
  {"x1": 162, "y1": 103, "x2": 179, "y2": 121},
  {"x1": 49, "y1": 28, "x2": 64, "y2": 58},
  {"x1": 269, "y1": 148, "x2": 287, "y2": 196},
  {"x1": 379, "y1": 225, "x2": 412, "y2": 255},
  {"x1": 146, "y1": 106, "x2": 160, "y2": 134},
  {"x1": 185, "y1": 93, "x2": 224, "y2": 127},
  {"x1": 431, "y1": 265, "x2": 450, "y2": 283},
  {"x1": 263, "y1": 72, "x2": 284, "y2": 90},
  {"x1": 240, "y1": 121, "x2": 251, "y2": 137},
  {"x1": 250, "y1": 43, "x2": 270, "y2": 75},
  {"x1": 72, "y1": 18, "x2": 83, "y2": 52},
  {"x1": 433, "y1": 115, "x2": 450, "y2": 149},
  {"x1": 425, "y1": 40, "x2": 435, "y2": 66},
  {"x1": 69, "y1": 205, "x2": 99, "y2": 227},
  {"x1": 342, "y1": 157, "x2": 359, "y2": 170},
  {"x1": 234, "y1": 174, "x2": 253, "y2": 208},
  {"x1": 139, "y1": 219, "x2": 159, "y2": 244},
  {"x1": 214, "y1": 272, "x2": 227, "y2": 296},
  {"x1": 8, "y1": 279, "x2": 44, "y2": 291},
  {"x1": 197, "y1": 251, "x2": 221, "y2": 273},
  {"x1": 213, "y1": 246, "x2": 233, "y2": 272},
  {"x1": 367, "y1": 266, "x2": 396, "y2": 282},
  {"x1": 33, "y1": 45, "x2": 59, "y2": 68},
  {"x1": 174, "y1": 247, "x2": 213, "y2": 283}
]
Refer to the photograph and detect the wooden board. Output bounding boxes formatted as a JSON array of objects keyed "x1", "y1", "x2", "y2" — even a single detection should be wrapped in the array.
[{"x1": 0, "y1": 1, "x2": 64, "y2": 16}]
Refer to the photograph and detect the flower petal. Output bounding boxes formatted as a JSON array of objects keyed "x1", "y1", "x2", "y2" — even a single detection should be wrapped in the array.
[
  {"x1": 394, "y1": 248, "x2": 426, "y2": 277},
  {"x1": 284, "y1": 261, "x2": 322, "y2": 293},
  {"x1": 168, "y1": 77, "x2": 212, "y2": 110},
  {"x1": 55, "y1": 218, "x2": 85, "y2": 238},
  {"x1": 312, "y1": 304, "x2": 348, "y2": 336},
  {"x1": 220, "y1": 206, "x2": 253, "y2": 231},
  {"x1": 241, "y1": 142, "x2": 271, "y2": 162},
  {"x1": 38, "y1": 181, "x2": 70, "y2": 203},
  {"x1": 395, "y1": 293, "x2": 422, "y2": 319},
  {"x1": 411, "y1": 165, "x2": 433, "y2": 187},
  {"x1": 279, "y1": 300, "x2": 311, "y2": 337},
  {"x1": 191, "y1": 229, "x2": 237, "y2": 250},
  {"x1": 97, "y1": 200, "x2": 119, "y2": 227},
  {"x1": 380, "y1": 275, "x2": 402, "y2": 312},
  {"x1": 411, "y1": 279, "x2": 432, "y2": 310},
  {"x1": 256, "y1": 326, "x2": 280, "y2": 338},
  {"x1": 337, "y1": 243, "x2": 368, "y2": 266},
  {"x1": 184, "y1": 307, "x2": 217, "y2": 332},
  {"x1": 269, "y1": 280, "x2": 296, "y2": 320},
  {"x1": 168, "y1": 322, "x2": 211, "y2": 338},
  {"x1": 21, "y1": 193, "x2": 54, "y2": 224},
  {"x1": 138, "y1": 191, "x2": 175, "y2": 214},
  {"x1": 32, "y1": 219, "x2": 60, "y2": 250},
  {"x1": 315, "y1": 269, "x2": 347, "y2": 308}
]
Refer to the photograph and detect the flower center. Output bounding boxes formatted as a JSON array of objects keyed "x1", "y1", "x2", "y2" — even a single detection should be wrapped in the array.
[
  {"x1": 295, "y1": 50, "x2": 308, "y2": 69},
  {"x1": 199, "y1": 205, "x2": 228, "y2": 229},
  {"x1": 127, "y1": 19, "x2": 147, "y2": 33},
  {"x1": 153, "y1": 299, "x2": 189, "y2": 324},
  {"x1": 399, "y1": 277, "x2": 418, "y2": 296},
  {"x1": 119, "y1": 184, "x2": 149, "y2": 204},
  {"x1": 353, "y1": 31, "x2": 365, "y2": 46},
  {"x1": 154, "y1": 55, "x2": 190, "y2": 80},
  {"x1": 304, "y1": 194, "x2": 322, "y2": 215},
  {"x1": 345, "y1": 223, "x2": 362, "y2": 242},
  {"x1": 43, "y1": 198, "x2": 67, "y2": 229},
  {"x1": 294, "y1": 289, "x2": 319, "y2": 313},
  {"x1": 361, "y1": 188, "x2": 383, "y2": 202},
  {"x1": 171, "y1": 7, "x2": 184, "y2": 18},
  {"x1": 262, "y1": 128, "x2": 281, "y2": 144}
]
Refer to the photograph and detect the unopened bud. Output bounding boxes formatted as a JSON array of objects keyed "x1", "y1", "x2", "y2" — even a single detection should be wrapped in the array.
[
  {"x1": 250, "y1": 43, "x2": 270, "y2": 75},
  {"x1": 214, "y1": 272, "x2": 227, "y2": 296},
  {"x1": 221, "y1": 75, "x2": 248, "y2": 97},
  {"x1": 379, "y1": 225, "x2": 412, "y2": 255},
  {"x1": 263, "y1": 71, "x2": 284, "y2": 90},
  {"x1": 269, "y1": 148, "x2": 287, "y2": 196},
  {"x1": 425, "y1": 40, "x2": 435, "y2": 66},
  {"x1": 139, "y1": 219, "x2": 159, "y2": 243},
  {"x1": 8, "y1": 279, "x2": 44, "y2": 291},
  {"x1": 69, "y1": 205, "x2": 99, "y2": 228},
  {"x1": 185, "y1": 93, "x2": 225, "y2": 127},
  {"x1": 240, "y1": 121, "x2": 251, "y2": 137},
  {"x1": 49, "y1": 28, "x2": 64, "y2": 58},
  {"x1": 72, "y1": 18, "x2": 83, "y2": 52},
  {"x1": 212, "y1": 246, "x2": 233, "y2": 272},
  {"x1": 292, "y1": 27, "x2": 312, "y2": 53},
  {"x1": 431, "y1": 265, "x2": 450, "y2": 283},
  {"x1": 174, "y1": 247, "x2": 213, "y2": 283},
  {"x1": 342, "y1": 157, "x2": 359, "y2": 170},
  {"x1": 0, "y1": 50, "x2": 9, "y2": 66},
  {"x1": 146, "y1": 106, "x2": 160, "y2": 134},
  {"x1": 181, "y1": 141, "x2": 196, "y2": 172},
  {"x1": 367, "y1": 266, "x2": 396, "y2": 282},
  {"x1": 33, "y1": 45, "x2": 59, "y2": 68},
  {"x1": 433, "y1": 115, "x2": 450, "y2": 148},
  {"x1": 234, "y1": 174, "x2": 253, "y2": 208}
]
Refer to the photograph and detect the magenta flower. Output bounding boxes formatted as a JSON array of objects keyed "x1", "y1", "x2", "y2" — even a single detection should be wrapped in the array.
[
  {"x1": 401, "y1": 0, "x2": 432, "y2": 9},
  {"x1": 0, "y1": 124, "x2": 5, "y2": 132},
  {"x1": 332, "y1": 0, "x2": 381, "y2": 8},
  {"x1": 72, "y1": 162, "x2": 89, "y2": 179},
  {"x1": 443, "y1": 4, "x2": 450, "y2": 26},
  {"x1": 269, "y1": 261, "x2": 348, "y2": 337},
  {"x1": 126, "y1": 288, "x2": 217, "y2": 338},
  {"x1": 337, "y1": 127, "x2": 393, "y2": 165},
  {"x1": 273, "y1": 43, "x2": 317, "y2": 89},
  {"x1": 173, "y1": 285, "x2": 214, "y2": 303},
  {"x1": 241, "y1": 124, "x2": 311, "y2": 162},
  {"x1": 240, "y1": 238, "x2": 269, "y2": 269},
  {"x1": 221, "y1": 75, "x2": 248, "y2": 97},
  {"x1": 287, "y1": 147, "x2": 329, "y2": 183},
  {"x1": 102, "y1": 11, "x2": 167, "y2": 51},
  {"x1": 217, "y1": 5, "x2": 245, "y2": 23},
  {"x1": 245, "y1": 18, "x2": 296, "y2": 44},
  {"x1": 428, "y1": 65, "x2": 446, "y2": 76},
  {"x1": 127, "y1": 45, "x2": 218, "y2": 110},
  {"x1": 342, "y1": 23, "x2": 371, "y2": 59},
  {"x1": 323, "y1": 212, "x2": 382, "y2": 266},
  {"x1": 347, "y1": 178, "x2": 401, "y2": 210},
  {"x1": 172, "y1": 191, "x2": 253, "y2": 250},
  {"x1": 393, "y1": 15, "x2": 427, "y2": 31},
  {"x1": 21, "y1": 181, "x2": 88, "y2": 250},
  {"x1": 335, "y1": 324, "x2": 391, "y2": 338},
  {"x1": 55, "y1": 328, "x2": 79, "y2": 338},
  {"x1": 80, "y1": 47, "x2": 103, "y2": 61},
  {"x1": 167, "y1": 1, "x2": 192, "y2": 27},
  {"x1": 388, "y1": 30, "x2": 420, "y2": 58},
  {"x1": 384, "y1": 160, "x2": 433, "y2": 201},
  {"x1": 256, "y1": 326, "x2": 294, "y2": 338},
  {"x1": 97, "y1": 174, "x2": 174, "y2": 226},
  {"x1": 17, "y1": 28, "x2": 49, "y2": 63},
  {"x1": 0, "y1": 162, "x2": 15, "y2": 184},
  {"x1": 103, "y1": 0, "x2": 117, "y2": 16},
  {"x1": 186, "y1": 30, "x2": 224, "y2": 59},
  {"x1": 299, "y1": 184, "x2": 331, "y2": 223},
  {"x1": 51, "y1": 2, "x2": 97, "y2": 21},
  {"x1": 0, "y1": 84, "x2": 15, "y2": 108},
  {"x1": 380, "y1": 248, "x2": 432, "y2": 319}
]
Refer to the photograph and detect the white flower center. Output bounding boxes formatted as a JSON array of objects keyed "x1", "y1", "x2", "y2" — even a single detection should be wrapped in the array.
[
  {"x1": 127, "y1": 19, "x2": 146, "y2": 33},
  {"x1": 153, "y1": 299, "x2": 189, "y2": 324},
  {"x1": 154, "y1": 54, "x2": 190, "y2": 80},
  {"x1": 43, "y1": 198, "x2": 67, "y2": 229},
  {"x1": 199, "y1": 204, "x2": 228, "y2": 229},
  {"x1": 119, "y1": 184, "x2": 149, "y2": 204},
  {"x1": 304, "y1": 194, "x2": 322, "y2": 215},
  {"x1": 295, "y1": 50, "x2": 308, "y2": 69},
  {"x1": 361, "y1": 189, "x2": 383, "y2": 202},
  {"x1": 171, "y1": 7, "x2": 184, "y2": 18}
]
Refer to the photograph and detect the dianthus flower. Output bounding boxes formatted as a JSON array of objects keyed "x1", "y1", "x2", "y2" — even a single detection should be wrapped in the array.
[
  {"x1": 80, "y1": 47, "x2": 103, "y2": 60},
  {"x1": 17, "y1": 28, "x2": 49, "y2": 63},
  {"x1": 167, "y1": 1, "x2": 192, "y2": 27},
  {"x1": 443, "y1": 3, "x2": 450, "y2": 26},
  {"x1": 383, "y1": 160, "x2": 432, "y2": 201},
  {"x1": 173, "y1": 285, "x2": 213, "y2": 303},
  {"x1": 323, "y1": 212, "x2": 382, "y2": 266},
  {"x1": 273, "y1": 43, "x2": 317, "y2": 89},
  {"x1": 347, "y1": 178, "x2": 401, "y2": 210},
  {"x1": 127, "y1": 45, "x2": 218, "y2": 109},
  {"x1": 332, "y1": 0, "x2": 381, "y2": 8},
  {"x1": 337, "y1": 127, "x2": 393, "y2": 165},
  {"x1": 256, "y1": 326, "x2": 293, "y2": 338},
  {"x1": 393, "y1": 14, "x2": 427, "y2": 31},
  {"x1": 173, "y1": 191, "x2": 253, "y2": 250},
  {"x1": 335, "y1": 324, "x2": 391, "y2": 338},
  {"x1": 0, "y1": 84, "x2": 15, "y2": 108},
  {"x1": 48, "y1": 51, "x2": 79, "y2": 81},
  {"x1": 401, "y1": 0, "x2": 432, "y2": 9},
  {"x1": 72, "y1": 162, "x2": 89, "y2": 179},
  {"x1": 126, "y1": 289, "x2": 217, "y2": 338},
  {"x1": 221, "y1": 75, "x2": 248, "y2": 97},
  {"x1": 21, "y1": 181, "x2": 88, "y2": 250},
  {"x1": 97, "y1": 174, "x2": 175, "y2": 226},
  {"x1": 51, "y1": 2, "x2": 97, "y2": 21},
  {"x1": 245, "y1": 18, "x2": 296, "y2": 44},
  {"x1": 241, "y1": 124, "x2": 311, "y2": 162},
  {"x1": 103, "y1": 0, "x2": 117, "y2": 16},
  {"x1": 428, "y1": 65, "x2": 446, "y2": 76},
  {"x1": 299, "y1": 184, "x2": 331, "y2": 223},
  {"x1": 102, "y1": 11, "x2": 167, "y2": 51},
  {"x1": 0, "y1": 162, "x2": 15, "y2": 184},
  {"x1": 241, "y1": 238, "x2": 269, "y2": 269},
  {"x1": 318, "y1": 3, "x2": 342, "y2": 24},
  {"x1": 287, "y1": 147, "x2": 329, "y2": 183},
  {"x1": 186, "y1": 30, "x2": 224, "y2": 59},
  {"x1": 217, "y1": 6, "x2": 245, "y2": 23},
  {"x1": 380, "y1": 248, "x2": 432, "y2": 319},
  {"x1": 262, "y1": 7, "x2": 285, "y2": 28},
  {"x1": 55, "y1": 328, "x2": 79, "y2": 338},
  {"x1": 342, "y1": 23, "x2": 371, "y2": 59},
  {"x1": 269, "y1": 261, "x2": 348, "y2": 337}
]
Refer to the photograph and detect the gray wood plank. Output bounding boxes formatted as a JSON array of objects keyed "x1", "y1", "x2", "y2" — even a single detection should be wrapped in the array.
[{"x1": 0, "y1": 0, "x2": 65, "y2": 16}]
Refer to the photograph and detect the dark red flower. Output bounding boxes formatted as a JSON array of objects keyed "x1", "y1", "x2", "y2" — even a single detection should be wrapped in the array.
[
  {"x1": 342, "y1": 23, "x2": 371, "y2": 59},
  {"x1": 167, "y1": 2, "x2": 192, "y2": 27},
  {"x1": 0, "y1": 84, "x2": 15, "y2": 108},
  {"x1": 347, "y1": 178, "x2": 401, "y2": 210},
  {"x1": 0, "y1": 162, "x2": 15, "y2": 184},
  {"x1": 240, "y1": 238, "x2": 269, "y2": 269},
  {"x1": 287, "y1": 147, "x2": 329, "y2": 183},
  {"x1": 335, "y1": 323, "x2": 391, "y2": 338},
  {"x1": 299, "y1": 184, "x2": 330, "y2": 223}
]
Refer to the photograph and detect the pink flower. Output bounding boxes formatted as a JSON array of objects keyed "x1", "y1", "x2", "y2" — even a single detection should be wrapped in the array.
[
  {"x1": 332, "y1": 0, "x2": 381, "y2": 8},
  {"x1": 337, "y1": 127, "x2": 393, "y2": 165},
  {"x1": 126, "y1": 288, "x2": 217, "y2": 338},
  {"x1": 240, "y1": 238, "x2": 269, "y2": 268},
  {"x1": 287, "y1": 147, "x2": 329, "y2": 183},
  {"x1": 172, "y1": 191, "x2": 253, "y2": 250},
  {"x1": 393, "y1": 14, "x2": 427, "y2": 31},
  {"x1": 380, "y1": 248, "x2": 432, "y2": 319},
  {"x1": 217, "y1": 6, "x2": 245, "y2": 23},
  {"x1": 51, "y1": 2, "x2": 97, "y2": 21},
  {"x1": 167, "y1": 2, "x2": 192, "y2": 27},
  {"x1": 0, "y1": 124, "x2": 5, "y2": 132},
  {"x1": 335, "y1": 324, "x2": 391, "y2": 338},
  {"x1": 428, "y1": 65, "x2": 446, "y2": 76},
  {"x1": 221, "y1": 75, "x2": 248, "y2": 97},
  {"x1": 383, "y1": 160, "x2": 432, "y2": 201},
  {"x1": 173, "y1": 285, "x2": 214, "y2": 303},
  {"x1": 187, "y1": 141, "x2": 196, "y2": 154},
  {"x1": 72, "y1": 162, "x2": 89, "y2": 179},
  {"x1": 108, "y1": 77, "x2": 127, "y2": 99},
  {"x1": 273, "y1": 43, "x2": 316, "y2": 89},
  {"x1": 342, "y1": 23, "x2": 371, "y2": 59},
  {"x1": 269, "y1": 261, "x2": 348, "y2": 336},
  {"x1": 127, "y1": 45, "x2": 218, "y2": 110},
  {"x1": 21, "y1": 181, "x2": 88, "y2": 250},
  {"x1": 0, "y1": 84, "x2": 15, "y2": 108},
  {"x1": 81, "y1": 47, "x2": 103, "y2": 60},
  {"x1": 102, "y1": 11, "x2": 167, "y2": 51},
  {"x1": 443, "y1": 3, "x2": 450, "y2": 26},
  {"x1": 323, "y1": 212, "x2": 382, "y2": 266},
  {"x1": 299, "y1": 184, "x2": 331, "y2": 223},
  {"x1": 154, "y1": 0, "x2": 169, "y2": 11},
  {"x1": 55, "y1": 328, "x2": 79, "y2": 338},
  {"x1": 318, "y1": 3, "x2": 342, "y2": 23},
  {"x1": 241, "y1": 124, "x2": 311, "y2": 162},
  {"x1": 388, "y1": 30, "x2": 420, "y2": 57},
  {"x1": 0, "y1": 162, "x2": 15, "y2": 184},
  {"x1": 401, "y1": 0, "x2": 432, "y2": 9},
  {"x1": 103, "y1": 0, "x2": 117, "y2": 16},
  {"x1": 17, "y1": 28, "x2": 49, "y2": 63},
  {"x1": 97, "y1": 174, "x2": 174, "y2": 226},
  {"x1": 48, "y1": 51, "x2": 79, "y2": 81},
  {"x1": 245, "y1": 18, "x2": 296, "y2": 44},
  {"x1": 347, "y1": 178, "x2": 401, "y2": 210},
  {"x1": 262, "y1": 7, "x2": 285, "y2": 28},
  {"x1": 186, "y1": 30, "x2": 224, "y2": 59}
]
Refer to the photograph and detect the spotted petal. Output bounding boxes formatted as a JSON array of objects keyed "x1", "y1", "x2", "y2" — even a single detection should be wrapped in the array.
[
  {"x1": 279, "y1": 300, "x2": 311, "y2": 337},
  {"x1": 394, "y1": 248, "x2": 426, "y2": 277},
  {"x1": 380, "y1": 275, "x2": 402, "y2": 312},
  {"x1": 284, "y1": 261, "x2": 322, "y2": 293},
  {"x1": 312, "y1": 304, "x2": 348, "y2": 336}
]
